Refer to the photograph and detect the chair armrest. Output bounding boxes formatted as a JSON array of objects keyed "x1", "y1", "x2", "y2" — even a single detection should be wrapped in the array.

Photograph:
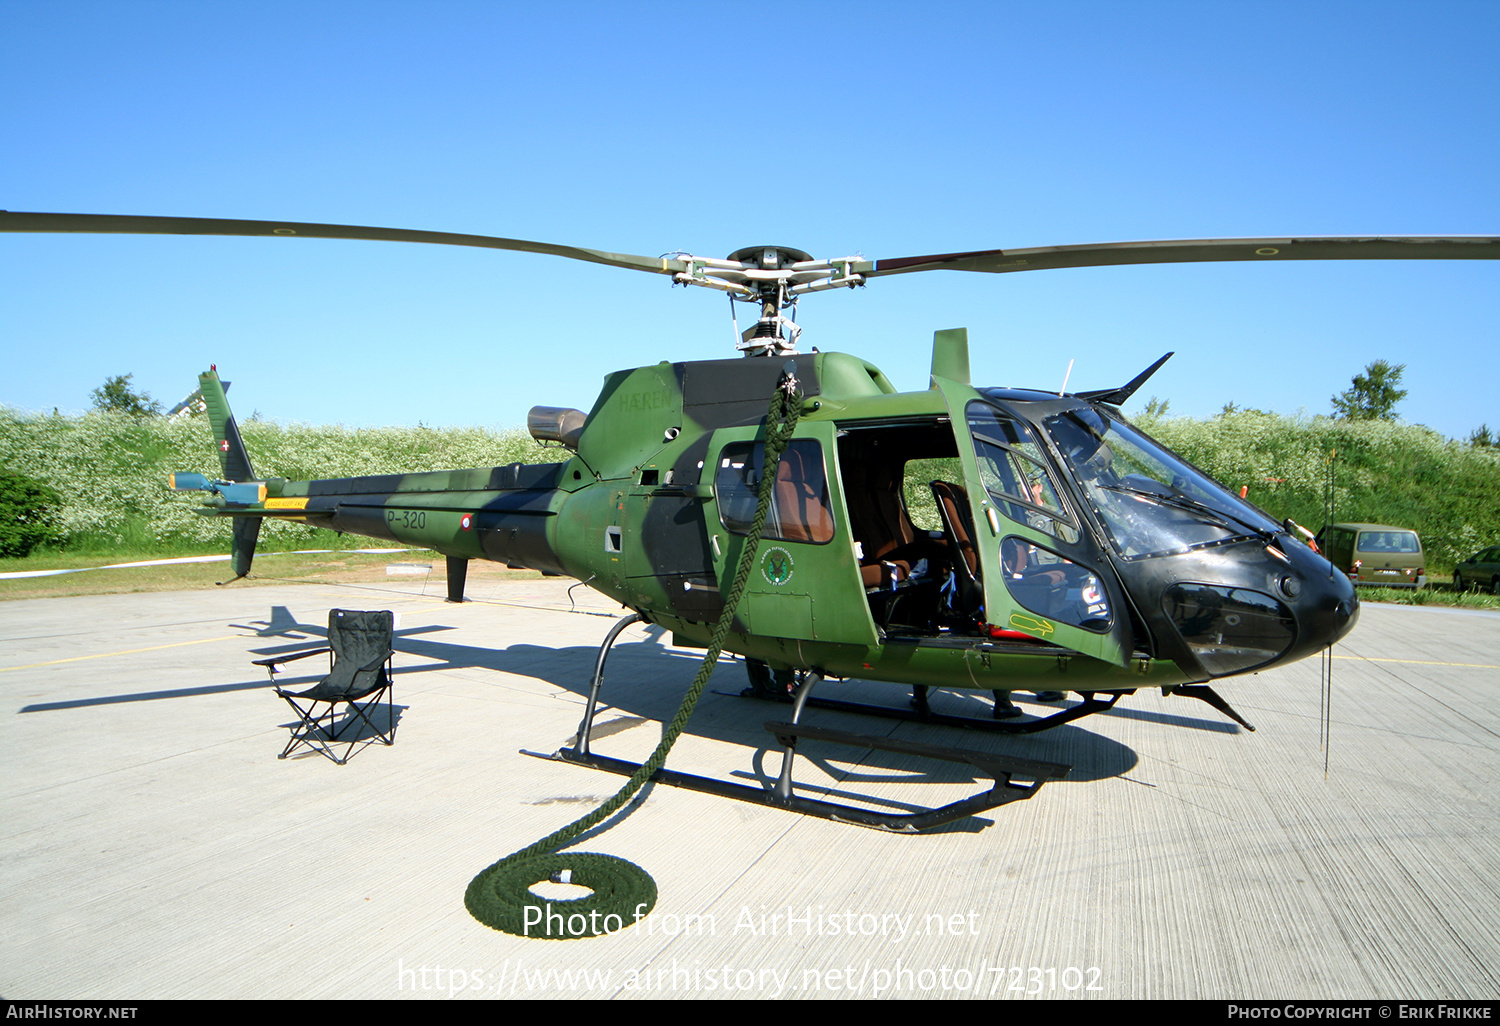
[
  {"x1": 356, "y1": 651, "x2": 395, "y2": 674},
  {"x1": 252, "y1": 647, "x2": 331, "y2": 670}
]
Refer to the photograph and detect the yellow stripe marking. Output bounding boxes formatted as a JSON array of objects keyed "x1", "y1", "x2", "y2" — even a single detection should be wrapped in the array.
[
  {"x1": 2, "y1": 600, "x2": 452, "y2": 674},
  {"x1": 1333, "y1": 654, "x2": 1500, "y2": 670},
  {"x1": 1, "y1": 635, "x2": 243, "y2": 673}
]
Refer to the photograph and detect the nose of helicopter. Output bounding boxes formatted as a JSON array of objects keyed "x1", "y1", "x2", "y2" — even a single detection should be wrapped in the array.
[
  {"x1": 1277, "y1": 540, "x2": 1361, "y2": 663},
  {"x1": 1154, "y1": 537, "x2": 1360, "y2": 681}
]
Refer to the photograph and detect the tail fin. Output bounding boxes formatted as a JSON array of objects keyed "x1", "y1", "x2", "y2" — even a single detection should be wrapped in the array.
[
  {"x1": 200, "y1": 366, "x2": 256, "y2": 483},
  {"x1": 228, "y1": 517, "x2": 262, "y2": 582},
  {"x1": 200, "y1": 367, "x2": 260, "y2": 582}
]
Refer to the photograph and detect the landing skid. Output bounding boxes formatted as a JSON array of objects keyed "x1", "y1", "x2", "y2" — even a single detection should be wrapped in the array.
[
  {"x1": 547, "y1": 725, "x2": 1068, "y2": 832},
  {"x1": 527, "y1": 614, "x2": 1069, "y2": 832}
]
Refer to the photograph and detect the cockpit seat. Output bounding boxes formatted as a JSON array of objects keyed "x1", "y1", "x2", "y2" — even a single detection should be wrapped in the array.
[
  {"x1": 930, "y1": 480, "x2": 985, "y2": 617},
  {"x1": 860, "y1": 558, "x2": 913, "y2": 590}
]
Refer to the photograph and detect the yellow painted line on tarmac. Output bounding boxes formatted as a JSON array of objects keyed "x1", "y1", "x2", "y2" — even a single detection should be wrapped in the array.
[
  {"x1": 0, "y1": 635, "x2": 244, "y2": 673},
  {"x1": 1333, "y1": 654, "x2": 1500, "y2": 670},
  {"x1": 0, "y1": 602, "x2": 453, "y2": 674}
]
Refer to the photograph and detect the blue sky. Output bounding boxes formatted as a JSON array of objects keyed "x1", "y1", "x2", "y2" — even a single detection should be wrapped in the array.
[{"x1": 3, "y1": 1, "x2": 1497, "y2": 440}]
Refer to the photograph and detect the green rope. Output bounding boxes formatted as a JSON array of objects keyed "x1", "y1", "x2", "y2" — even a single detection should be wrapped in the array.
[{"x1": 466, "y1": 373, "x2": 805, "y2": 938}]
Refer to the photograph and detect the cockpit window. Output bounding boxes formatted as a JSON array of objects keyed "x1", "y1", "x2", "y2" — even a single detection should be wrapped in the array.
[
  {"x1": 1044, "y1": 406, "x2": 1280, "y2": 559},
  {"x1": 966, "y1": 403, "x2": 1080, "y2": 544}
]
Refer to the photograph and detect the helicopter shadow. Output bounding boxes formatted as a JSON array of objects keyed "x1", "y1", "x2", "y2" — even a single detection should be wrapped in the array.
[
  {"x1": 387, "y1": 626, "x2": 1148, "y2": 794},
  {"x1": 229, "y1": 604, "x2": 316, "y2": 638}
]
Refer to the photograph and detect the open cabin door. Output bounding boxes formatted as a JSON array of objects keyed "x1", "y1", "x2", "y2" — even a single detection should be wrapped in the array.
[
  {"x1": 930, "y1": 376, "x2": 1132, "y2": 667},
  {"x1": 704, "y1": 420, "x2": 878, "y2": 649}
]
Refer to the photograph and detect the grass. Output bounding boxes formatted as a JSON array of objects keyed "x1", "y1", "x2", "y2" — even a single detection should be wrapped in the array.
[
  {"x1": 0, "y1": 548, "x2": 545, "y2": 602},
  {"x1": 1358, "y1": 584, "x2": 1500, "y2": 611}
]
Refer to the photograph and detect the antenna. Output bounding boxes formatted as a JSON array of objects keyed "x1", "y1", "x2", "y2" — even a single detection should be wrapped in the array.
[{"x1": 1058, "y1": 359, "x2": 1075, "y2": 397}]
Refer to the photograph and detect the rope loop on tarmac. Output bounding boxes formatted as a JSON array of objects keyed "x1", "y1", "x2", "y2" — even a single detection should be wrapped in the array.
[
  {"x1": 464, "y1": 852, "x2": 658, "y2": 939},
  {"x1": 466, "y1": 367, "x2": 805, "y2": 938}
]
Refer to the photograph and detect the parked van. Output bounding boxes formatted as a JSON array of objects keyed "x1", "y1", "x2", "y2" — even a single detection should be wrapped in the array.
[{"x1": 1315, "y1": 523, "x2": 1426, "y2": 588}]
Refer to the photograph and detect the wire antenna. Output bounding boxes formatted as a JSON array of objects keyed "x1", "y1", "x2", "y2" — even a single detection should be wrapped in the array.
[{"x1": 1319, "y1": 448, "x2": 1338, "y2": 776}]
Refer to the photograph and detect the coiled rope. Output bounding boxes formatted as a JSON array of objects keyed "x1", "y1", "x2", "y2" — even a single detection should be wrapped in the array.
[{"x1": 465, "y1": 369, "x2": 805, "y2": 938}]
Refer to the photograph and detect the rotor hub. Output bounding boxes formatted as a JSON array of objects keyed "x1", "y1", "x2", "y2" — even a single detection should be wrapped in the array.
[{"x1": 724, "y1": 245, "x2": 815, "y2": 269}]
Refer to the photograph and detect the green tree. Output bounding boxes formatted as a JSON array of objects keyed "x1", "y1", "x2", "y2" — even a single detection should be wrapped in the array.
[
  {"x1": 0, "y1": 470, "x2": 63, "y2": 557},
  {"x1": 90, "y1": 374, "x2": 162, "y2": 417},
  {"x1": 1331, "y1": 360, "x2": 1407, "y2": 421},
  {"x1": 1470, "y1": 424, "x2": 1497, "y2": 448}
]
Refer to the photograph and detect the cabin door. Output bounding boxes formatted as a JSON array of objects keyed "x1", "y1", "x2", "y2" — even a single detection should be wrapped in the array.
[
  {"x1": 931, "y1": 377, "x2": 1132, "y2": 666},
  {"x1": 704, "y1": 421, "x2": 878, "y2": 648}
]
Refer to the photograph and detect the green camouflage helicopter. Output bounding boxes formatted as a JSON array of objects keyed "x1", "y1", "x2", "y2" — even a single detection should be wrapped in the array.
[{"x1": 5, "y1": 212, "x2": 1497, "y2": 828}]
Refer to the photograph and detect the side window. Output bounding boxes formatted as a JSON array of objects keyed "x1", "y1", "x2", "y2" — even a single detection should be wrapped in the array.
[
  {"x1": 967, "y1": 402, "x2": 1079, "y2": 544},
  {"x1": 1000, "y1": 536, "x2": 1112, "y2": 632},
  {"x1": 1334, "y1": 529, "x2": 1355, "y2": 558},
  {"x1": 715, "y1": 439, "x2": 834, "y2": 544}
]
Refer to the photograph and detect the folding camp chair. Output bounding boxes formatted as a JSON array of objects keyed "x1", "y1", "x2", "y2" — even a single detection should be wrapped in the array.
[{"x1": 254, "y1": 609, "x2": 396, "y2": 764}]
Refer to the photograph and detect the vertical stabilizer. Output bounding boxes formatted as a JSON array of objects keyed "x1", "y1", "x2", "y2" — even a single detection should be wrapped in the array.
[
  {"x1": 228, "y1": 517, "x2": 263, "y2": 582},
  {"x1": 930, "y1": 327, "x2": 971, "y2": 386},
  {"x1": 200, "y1": 367, "x2": 261, "y2": 582},
  {"x1": 199, "y1": 368, "x2": 256, "y2": 482}
]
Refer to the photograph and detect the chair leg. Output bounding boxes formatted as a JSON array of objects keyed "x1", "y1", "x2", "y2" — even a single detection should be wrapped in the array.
[
  {"x1": 275, "y1": 666, "x2": 395, "y2": 764},
  {"x1": 342, "y1": 687, "x2": 395, "y2": 748},
  {"x1": 279, "y1": 695, "x2": 349, "y2": 764}
]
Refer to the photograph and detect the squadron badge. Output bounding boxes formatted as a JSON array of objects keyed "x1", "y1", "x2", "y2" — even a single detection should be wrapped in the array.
[{"x1": 760, "y1": 546, "x2": 794, "y2": 586}]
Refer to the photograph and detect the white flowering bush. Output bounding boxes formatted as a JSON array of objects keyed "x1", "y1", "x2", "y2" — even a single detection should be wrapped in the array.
[
  {"x1": 4, "y1": 405, "x2": 1497, "y2": 569},
  {"x1": 1134, "y1": 410, "x2": 1500, "y2": 570},
  {"x1": 0, "y1": 408, "x2": 553, "y2": 553}
]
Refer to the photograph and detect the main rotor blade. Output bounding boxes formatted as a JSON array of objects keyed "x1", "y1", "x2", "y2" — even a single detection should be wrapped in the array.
[
  {"x1": 0, "y1": 211, "x2": 688, "y2": 277},
  {"x1": 862, "y1": 236, "x2": 1500, "y2": 277}
]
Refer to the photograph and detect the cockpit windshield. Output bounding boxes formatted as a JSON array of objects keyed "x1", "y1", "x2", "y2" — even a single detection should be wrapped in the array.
[{"x1": 1042, "y1": 406, "x2": 1280, "y2": 560}]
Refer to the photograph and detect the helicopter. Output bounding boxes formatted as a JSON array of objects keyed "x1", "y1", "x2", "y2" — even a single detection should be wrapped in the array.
[{"x1": 5, "y1": 211, "x2": 1498, "y2": 830}]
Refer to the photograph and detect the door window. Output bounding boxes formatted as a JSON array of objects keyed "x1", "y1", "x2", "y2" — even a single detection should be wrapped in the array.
[
  {"x1": 715, "y1": 440, "x2": 835, "y2": 544},
  {"x1": 1000, "y1": 536, "x2": 1112, "y2": 632},
  {"x1": 966, "y1": 403, "x2": 1079, "y2": 544}
]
